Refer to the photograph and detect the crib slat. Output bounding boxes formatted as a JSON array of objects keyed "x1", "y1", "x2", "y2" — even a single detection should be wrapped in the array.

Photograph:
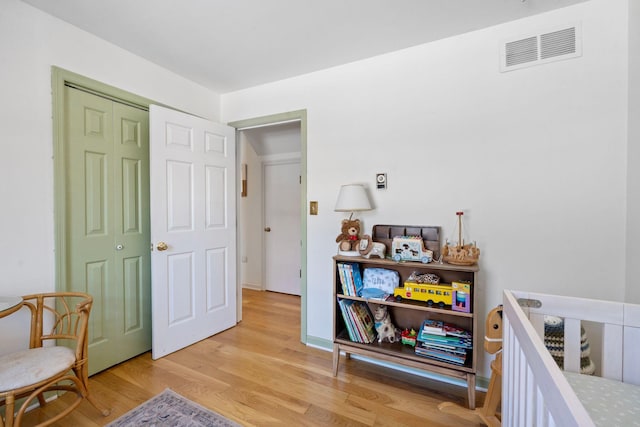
[
  {"x1": 563, "y1": 318, "x2": 581, "y2": 373},
  {"x1": 624, "y1": 325, "x2": 640, "y2": 384},
  {"x1": 601, "y1": 322, "x2": 623, "y2": 380},
  {"x1": 624, "y1": 304, "x2": 640, "y2": 385}
]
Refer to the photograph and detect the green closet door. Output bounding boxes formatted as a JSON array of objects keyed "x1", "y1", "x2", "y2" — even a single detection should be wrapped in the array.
[{"x1": 65, "y1": 86, "x2": 151, "y2": 374}]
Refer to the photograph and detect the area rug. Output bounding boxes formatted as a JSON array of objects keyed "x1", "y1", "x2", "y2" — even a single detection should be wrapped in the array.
[{"x1": 106, "y1": 388, "x2": 241, "y2": 427}]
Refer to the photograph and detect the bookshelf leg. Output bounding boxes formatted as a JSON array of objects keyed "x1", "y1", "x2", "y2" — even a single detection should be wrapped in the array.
[
  {"x1": 466, "y1": 373, "x2": 476, "y2": 409},
  {"x1": 332, "y1": 344, "x2": 340, "y2": 376}
]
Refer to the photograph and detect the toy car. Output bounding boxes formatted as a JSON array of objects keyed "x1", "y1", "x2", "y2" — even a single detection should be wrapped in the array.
[
  {"x1": 391, "y1": 236, "x2": 433, "y2": 263},
  {"x1": 393, "y1": 282, "x2": 453, "y2": 308}
]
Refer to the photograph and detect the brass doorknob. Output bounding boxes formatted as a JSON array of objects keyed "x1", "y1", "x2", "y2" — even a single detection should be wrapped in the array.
[
  {"x1": 264, "y1": 227, "x2": 271, "y2": 232},
  {"x1": 156, "y1": 242, "x2": 168, "y2": 251}
]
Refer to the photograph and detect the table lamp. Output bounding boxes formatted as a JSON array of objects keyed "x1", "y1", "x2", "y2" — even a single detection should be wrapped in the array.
[{"x1": 334, "y1": 184, "x2": 372, "y2": 256}]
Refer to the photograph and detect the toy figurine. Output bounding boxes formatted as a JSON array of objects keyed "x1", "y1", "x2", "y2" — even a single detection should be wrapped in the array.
[{"x1": 401, "y1": 328, "x2": 418, "y2": 347}]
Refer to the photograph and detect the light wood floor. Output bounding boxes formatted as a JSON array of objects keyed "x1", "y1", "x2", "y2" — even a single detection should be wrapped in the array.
[{"x1": 19, "y1": 289, "x2": 485, "y2": 426}]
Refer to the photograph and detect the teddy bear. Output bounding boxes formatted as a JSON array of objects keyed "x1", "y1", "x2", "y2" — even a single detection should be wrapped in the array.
[{"x1": 336, "y1": 218, "x2": 367, "y2": 252}]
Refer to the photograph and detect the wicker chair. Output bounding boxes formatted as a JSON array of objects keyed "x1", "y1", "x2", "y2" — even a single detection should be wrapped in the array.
[{"x1": 0, "y1": 292, "x2": 109, "y2": 427}]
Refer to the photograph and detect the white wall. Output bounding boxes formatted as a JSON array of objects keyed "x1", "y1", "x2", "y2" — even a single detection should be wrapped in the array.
[
  {"x1": 238, "y1": 134, "x2": 263, "y2": 289},
  {"x1": 627, "y1": 0, "x2": 640, "y2": 303},
  {"x1": 0, "y1": 0, "x2": 221, "y2": 352},
  {"x1": 222, "y1": 0, "x2": 630, "y2": 375}
]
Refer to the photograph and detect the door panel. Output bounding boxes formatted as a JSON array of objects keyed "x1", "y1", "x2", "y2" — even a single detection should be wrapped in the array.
[
  {"x1": 65, "y1": 86, "x2": 151, "y2": 374},
  {"x1": 150, "y1": 104, "x2": 236, "y2": 360},
  {"x1": 264, "y1": 160, "x2": 301, "y2": 295}
]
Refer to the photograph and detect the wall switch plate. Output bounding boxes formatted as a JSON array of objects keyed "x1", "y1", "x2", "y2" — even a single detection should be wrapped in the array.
[
  {"x1": 310, "y1": 201, "x2": 318, "y2": 215},
  {"x1": 376, "y1": 173, "x2": 387, "y2": 189}
]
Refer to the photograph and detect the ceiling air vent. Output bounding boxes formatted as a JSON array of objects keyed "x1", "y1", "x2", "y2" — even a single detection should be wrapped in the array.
[{"x1": 500, "y1": 23, "x2": 581, "y2": 72}]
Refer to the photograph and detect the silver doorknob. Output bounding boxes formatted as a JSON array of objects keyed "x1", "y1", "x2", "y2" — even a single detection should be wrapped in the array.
[
  {"x1": 115, "y1": 244, "x2": 124, "y2": 251},
  {"x1": 264, "y1": 227, "x2": 271, "y2": 232},
  {"x1": 156, "y1": 242, "x2": 168, "y2": 251}
]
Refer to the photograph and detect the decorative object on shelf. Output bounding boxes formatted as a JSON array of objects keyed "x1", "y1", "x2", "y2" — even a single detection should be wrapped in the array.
[
  {"x1": 452, "y1": 281, "x2": 472, "y2": 313},
  {"x1": 442, "y1": 211, "x2": 480, "y2": 266},
  {"x1": 391, "y1": 235, "x2": 434, "y2": 263},
  {"x1": 359, "y1": 236, "x2": 386, "y2": 259},
  {"x1": 407, "y1": 271, "x2": 440, "y2": 284},
  {"x1": 334, "y1": 184, "x2": 373, "y2": 256},
  {"x1": 373, "y1": 305, "x2": 400, "y2": 343},
  {"x1": 401, "y1": 328, "x2": 418, "y2": 347},
  {"x1": 336, "y1": 218, "x2": 370, "y2": 254}
]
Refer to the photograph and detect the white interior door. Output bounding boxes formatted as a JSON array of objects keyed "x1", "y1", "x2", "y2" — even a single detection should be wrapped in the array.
[
  {"x1": 264, "y1": 160, "x2": 301, "y2": 295},
  {"x1": 150, "y1": 105, "x2": 236, "y2": 359}
]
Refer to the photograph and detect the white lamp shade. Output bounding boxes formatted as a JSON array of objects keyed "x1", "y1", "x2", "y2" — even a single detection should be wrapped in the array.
[{"x1": 334, "y1": 184, "x2": 372, "y2": 212}]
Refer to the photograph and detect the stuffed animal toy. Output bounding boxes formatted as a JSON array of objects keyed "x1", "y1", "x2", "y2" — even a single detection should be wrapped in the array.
[
  {"x1": 373, "y1": 305, "x2": 400, "y2": 343},
  {"x1": 360, "y1": 240, "x2": 385, "y2": 259},
  {"x1": 336, "y1": 218, "x2": 364, "y2": 252}
]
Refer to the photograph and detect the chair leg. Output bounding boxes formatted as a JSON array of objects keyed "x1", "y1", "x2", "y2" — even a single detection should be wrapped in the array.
[
  {"x1": 36, "y1": 393, "x2": 47, "y2": 408},
  {"x1": 74, "y1": 365, "x2": 110, "y2": 417},
  {"x1": 4, "y1": 394, "x2": 15, "y2": 427}
]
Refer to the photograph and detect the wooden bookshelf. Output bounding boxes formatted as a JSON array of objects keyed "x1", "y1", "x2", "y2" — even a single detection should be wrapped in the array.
[{"x1": 332, "y1": 255, "x2": 479, "y2": 409}]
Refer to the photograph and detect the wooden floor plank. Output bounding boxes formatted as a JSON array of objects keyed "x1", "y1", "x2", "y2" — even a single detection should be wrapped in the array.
[{"x1": 16, "y1": 289, "x2": 484, "y2": 426}]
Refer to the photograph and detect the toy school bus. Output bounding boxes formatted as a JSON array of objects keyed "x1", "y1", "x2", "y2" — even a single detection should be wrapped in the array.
[{"x1": 393, "y1": 282, "x2": 453, "y2": 308}]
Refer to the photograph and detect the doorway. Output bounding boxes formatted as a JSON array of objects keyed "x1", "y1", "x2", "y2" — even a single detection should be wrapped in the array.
[{"x1": 230, "y1": 112, "x2": 308, "y2": 342}]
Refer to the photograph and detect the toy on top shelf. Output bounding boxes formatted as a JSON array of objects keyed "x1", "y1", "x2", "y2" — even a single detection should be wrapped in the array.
[
  {"x1": 336, "y1": 218, "x2": 369, "y2": 254},
  {"x1": 357, "y1": 236, "x2": 386, "y2": 259},
  {"x1": 392, "y1": 235, "x2": 434, "y2": 263},
  {"x1": 442, "y1": 211, "x2": 480, "y2": 266}
]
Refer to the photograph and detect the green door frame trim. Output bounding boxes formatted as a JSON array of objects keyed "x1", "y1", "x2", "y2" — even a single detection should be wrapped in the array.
[
  {"x1": 229, "y1": 111, "x2": 309, "y2": 345},
  {"x1": 51, "y1": 67, "x2": 158, "y2": 296}
]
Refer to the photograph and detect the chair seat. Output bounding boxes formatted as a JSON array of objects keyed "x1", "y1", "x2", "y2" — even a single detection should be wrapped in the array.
[{"x1": 0, "y1": 346, "x2": 75, "y2": 392}]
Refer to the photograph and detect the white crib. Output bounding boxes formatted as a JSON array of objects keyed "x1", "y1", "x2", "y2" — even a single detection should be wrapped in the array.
[{"x1": 502, "y1": 289, "x2": 640, "y2": 427}]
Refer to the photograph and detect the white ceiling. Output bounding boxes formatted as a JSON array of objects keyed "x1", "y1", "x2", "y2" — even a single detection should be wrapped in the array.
[{"x1": 22, "y1": 0, "x2": 587, "y2": 94}]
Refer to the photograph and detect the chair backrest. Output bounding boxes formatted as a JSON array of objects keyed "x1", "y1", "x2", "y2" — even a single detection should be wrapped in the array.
[{"x1": 21, "y1": 292, "x2": 93, "y2": 363}]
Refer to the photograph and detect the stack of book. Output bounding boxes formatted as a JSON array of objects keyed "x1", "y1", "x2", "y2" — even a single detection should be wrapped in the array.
[
  {"x1": 337, "y1": 262, "x2": 363, "y2": 296},
  {"x1": 337, "y1": 299, "x2": 377, "y2": 343},
  {"x1": 415, "y1": 319, "x2": 472, "y2": 365}
]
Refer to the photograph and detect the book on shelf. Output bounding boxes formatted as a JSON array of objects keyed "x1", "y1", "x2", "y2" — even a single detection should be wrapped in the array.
[
  {"x1": 415, "y1": 345, "x2": 468, "y2": 365},
  {"x1": 337, "y1": 299, "x2": 357, "y2": 342},
  {"x1": 336, "y1": 262, "x2": 363, "y2": 297},
  {"x1": 419, "y1": 334, "x2": 473, "y2": 349},
  {"x1": 418, "y1": 320, "x2": 472, "y2": 341},
  {"x1": 337, "y1": 264, "x2": 350, "y2": 295},
  {"x1": 421, "y1": 319, "x2": 445, "y2": 335},
  {"x1": 337, "y1": 298, "x2": 376, "y2": 343},
  {"x1": 351, "y1": 301, "x2": 376, "y2": 343},
  {"x1": 416, "y1": 319, "x2": 472, "y2": 364}
]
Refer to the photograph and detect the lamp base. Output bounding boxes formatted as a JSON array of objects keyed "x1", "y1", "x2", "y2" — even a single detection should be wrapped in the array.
[{"x1": 337, "y1": 250, "x2": 360, "y2": 257}]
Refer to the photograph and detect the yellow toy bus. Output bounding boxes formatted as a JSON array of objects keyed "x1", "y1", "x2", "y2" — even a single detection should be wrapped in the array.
[{"x1": 393, "y1": 282, "x2": 453, "y2": 308}]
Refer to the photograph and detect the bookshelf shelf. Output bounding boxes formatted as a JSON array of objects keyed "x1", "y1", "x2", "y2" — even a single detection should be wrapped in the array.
[{"x1": 332, "y1": 255, "x2": 479, "y2": 409}]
